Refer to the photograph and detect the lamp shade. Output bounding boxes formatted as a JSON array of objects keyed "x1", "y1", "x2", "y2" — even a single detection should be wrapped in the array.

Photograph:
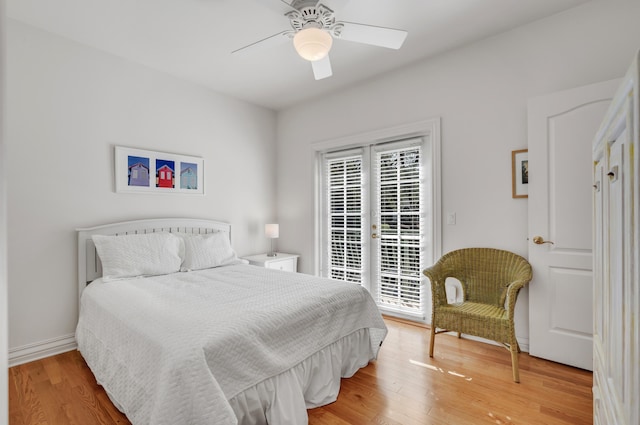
[
  {"x1": 293, "y1": 27, "x2": 333, "y2": 61},
  {"x1": 265, "y1": 224, "x2": 279, "y2": 239}
]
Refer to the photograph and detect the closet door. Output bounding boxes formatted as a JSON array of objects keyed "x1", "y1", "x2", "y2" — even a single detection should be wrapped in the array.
[
  {"x1": 604, "y1": 134, "x2": 628, "y2": 420},
  {"x1": 592, "y1": 156, "x2": 605, "y2": 358},
  {"x1": 592, "y1": 51, "x2": 639, "y2": 425},
  {"x1": 592, "y1": 155, "x2": 606, "y2": 425},
  {"x1": 595, "y1": 125, "x2": 634, "y2": 425}
]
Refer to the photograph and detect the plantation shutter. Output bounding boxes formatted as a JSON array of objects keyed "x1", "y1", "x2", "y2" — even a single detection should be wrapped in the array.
[
  {"x1": 321, "y1": 140, "x2": 427, "y2": 318},
  {"x1": 324, "y1": 151, "x2": 366, "y2": 285},
  {"x1": 373, "y1": 141, "x2": 425, "y2": 315}
]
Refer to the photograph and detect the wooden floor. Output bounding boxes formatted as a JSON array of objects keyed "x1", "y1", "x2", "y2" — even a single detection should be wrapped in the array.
[{"x1": 9, "y1": 317, "x2": 592, "y2": 425}]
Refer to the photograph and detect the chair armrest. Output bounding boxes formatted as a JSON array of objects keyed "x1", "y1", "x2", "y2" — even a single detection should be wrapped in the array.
[
  {"x1": 423, "y1": 263, "x2": 448, "y2": 307},
  {"x1": 504, "y1": 279, "x2": 531, "y2": 317}
]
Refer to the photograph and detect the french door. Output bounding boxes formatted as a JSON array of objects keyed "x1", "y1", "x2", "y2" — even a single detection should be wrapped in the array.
[{"x1": 321, "y1": 138, "x2": 429, "y2": 320}]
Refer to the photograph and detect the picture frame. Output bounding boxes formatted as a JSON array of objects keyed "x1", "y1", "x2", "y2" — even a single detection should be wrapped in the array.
[
  {"x1": 115, "y1": 146, "x2": 204, "y2": 195},
  {"x1": 511, "y1": 149, "x2": 528, "y2": 198}
]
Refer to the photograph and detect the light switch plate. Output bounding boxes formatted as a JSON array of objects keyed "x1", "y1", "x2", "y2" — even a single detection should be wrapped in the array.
[{"x1": 447, "y1": 212, "x2": 456, "y2": 225}]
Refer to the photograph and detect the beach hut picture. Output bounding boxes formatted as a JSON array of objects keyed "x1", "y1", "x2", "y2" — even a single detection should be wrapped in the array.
[
  {"x1": 180, "y1": 162, "x2": 198, "y2": 190},
  {"x1": 156, "y1": 159, "x2": 175, "y2": 188},
  {"x1": 127, "y1": 156, "x2": 150, "y2": 187}
]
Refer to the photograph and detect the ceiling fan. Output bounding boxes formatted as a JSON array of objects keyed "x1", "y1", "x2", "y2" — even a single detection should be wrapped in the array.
[{"x1": 232, "y1": 0, "x2": 408, "y2": 80}]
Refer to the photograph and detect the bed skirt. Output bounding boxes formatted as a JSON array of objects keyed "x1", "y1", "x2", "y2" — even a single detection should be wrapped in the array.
[{"x1": 102, "y1": 328, "x2": 373, "y2": 425}]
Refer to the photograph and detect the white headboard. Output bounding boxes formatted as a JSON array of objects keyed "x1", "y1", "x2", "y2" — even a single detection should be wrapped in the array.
[{"x1": 77, "y1": 218, "x2": 232, "y2": 302}]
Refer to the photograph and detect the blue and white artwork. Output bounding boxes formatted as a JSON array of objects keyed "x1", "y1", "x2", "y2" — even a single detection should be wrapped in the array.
[
  {"x1": 128, "y1": 156, "x2": 150, "y2": 187},
  {"x1": 180, "y1": 162, "x2": 198, "y2": 190}
]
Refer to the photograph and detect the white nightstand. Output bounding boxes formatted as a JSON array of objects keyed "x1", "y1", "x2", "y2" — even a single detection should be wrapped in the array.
[{"x1": 243, "y1": 253, "x2": 299, "y2": 272}]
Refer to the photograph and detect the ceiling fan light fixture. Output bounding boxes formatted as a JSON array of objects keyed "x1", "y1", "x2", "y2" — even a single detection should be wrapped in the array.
[{"x1": 293, "y1": 27, "x2": 333, "y2": 62}]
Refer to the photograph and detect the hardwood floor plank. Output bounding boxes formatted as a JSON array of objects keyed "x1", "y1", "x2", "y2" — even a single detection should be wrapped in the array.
[
  {"x1": 9, "y1": 317, "x2": 592, "y2": 425},
  {"x1": 40, "y1": 357, "x2": 63, "y2": 386},
  {"x1": 307, "y1": 409, "x2": 352, "y2": 425},
  {"x1": 9, "y1": 366, "x2": 50, "y2": 425},
  {"x1": 8, "y1": 368, "x2": 27, "y2": 425}
]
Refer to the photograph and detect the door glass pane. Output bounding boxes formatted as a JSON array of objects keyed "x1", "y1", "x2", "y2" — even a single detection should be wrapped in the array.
[
  {"x1": 375, "y1": 145, "x2": 424, "y2": 314},
  {"x1": 326, "y1": 155, "x2": 364, "y2": 284}
]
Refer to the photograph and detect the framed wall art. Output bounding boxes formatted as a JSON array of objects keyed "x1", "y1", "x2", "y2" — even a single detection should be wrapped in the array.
[
  {"x1": 115, "y1": 146, "x2": 204, "y2": 195},
  {"x1": 511, "y1": 149, "x2": 528, "y2": 199}
]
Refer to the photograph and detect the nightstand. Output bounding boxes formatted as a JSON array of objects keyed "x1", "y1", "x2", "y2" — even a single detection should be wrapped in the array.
[{"x1": 243, "y1": 253, "x2": 299, "y2": 272}]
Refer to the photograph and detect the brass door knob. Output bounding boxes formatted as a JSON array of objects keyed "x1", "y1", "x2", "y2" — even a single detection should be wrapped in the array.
[
  {"x1": 372, "y1": 233, "x2": 378, "y2": 239},
  {"x1": 532, "y1": 236, "x2": 554, "y2": 245}
]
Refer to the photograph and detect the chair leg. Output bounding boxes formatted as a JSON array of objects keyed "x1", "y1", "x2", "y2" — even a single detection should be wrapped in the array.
[
  {"x1": 429, "y1": 325, "x2": 436, "y2": 357},
  {"x1": 457, "y1": 332, "x2": 461, "y2": 339},
  {"x1": 510, "y1": 344, "x2": 520, "y2": 383}
]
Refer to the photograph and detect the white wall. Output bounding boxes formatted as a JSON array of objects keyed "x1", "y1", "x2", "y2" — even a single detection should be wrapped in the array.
[
  {"x1": 276, "y1": 1, "x2": 640, "y2": 338},
  {"x1": 6, "y1": 20, "x2": 278, "y2": 361},
  {"x1": 0, "y1": 0, "x2": 8, "y2": 421}
]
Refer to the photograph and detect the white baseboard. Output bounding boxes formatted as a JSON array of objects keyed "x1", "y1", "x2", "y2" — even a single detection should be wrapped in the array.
[
  {"x1": 8, "y1": 334, "x2": 77, "y2": 367},
  {"x1": 436, "y1": 331, "x2": 530, "y2": 353},
  {"x1": 6, "y1": 331, "x2": 529, "y2": 367}
]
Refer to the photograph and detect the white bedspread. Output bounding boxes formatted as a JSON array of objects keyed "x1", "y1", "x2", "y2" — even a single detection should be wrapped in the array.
[{"x1": 76, "y1": 264, "x2": 387, "y2": 425}]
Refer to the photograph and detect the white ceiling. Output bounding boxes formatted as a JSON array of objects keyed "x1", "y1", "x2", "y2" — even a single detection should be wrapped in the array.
[{"x1": 7, "y1": 0, "x2": 590, "y2": 110}]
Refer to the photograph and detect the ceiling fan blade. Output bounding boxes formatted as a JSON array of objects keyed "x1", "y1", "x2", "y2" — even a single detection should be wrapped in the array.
[
  {"x1": 279, "y1": 0, "x2": 346, "y2": 12},
  {"x1": 334, "y1": 21, "x2": 407, "y2": 49},
  {"x1": 232, "y1": 30, "x2": 292, "y2": 55},
  {"x1": 315, "y1": 0, "x2": 349, "y2": 14},
  {"x1": 242, "y1": 0, "x2": 296, "y2": 15},
  {"x1": 312, "y1": 56, "x2": 332, "y2": 80},
  {"x1": 278, "y1": 0, "x2": 298, "y2": 12}
]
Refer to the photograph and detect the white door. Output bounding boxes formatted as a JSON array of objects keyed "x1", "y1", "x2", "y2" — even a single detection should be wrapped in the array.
[
  {"x1": 527, "y1": 79, "x2": 619, "y2": 370},
  {"x1": 370, "y1": 141, "x2": 426, "y2": 319},
  {"x1": 321, "y1": 139, "x2": 430, "y2": 321}
]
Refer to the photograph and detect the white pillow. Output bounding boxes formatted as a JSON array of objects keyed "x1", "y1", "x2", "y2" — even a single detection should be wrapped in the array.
[
  {"x1": 179, "y1": 232, "x2": 240, "y2": 271},
  {"x1": 92, "y1": 232, "x2": 183, "y2": 281}
]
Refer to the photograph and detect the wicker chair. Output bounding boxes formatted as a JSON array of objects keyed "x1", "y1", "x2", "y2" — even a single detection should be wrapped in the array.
[{"x1": 423, "y1": 248, "x2": 533, "y2": 382}]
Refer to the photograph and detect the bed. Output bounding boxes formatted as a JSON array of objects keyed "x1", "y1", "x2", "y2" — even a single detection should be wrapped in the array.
[{"x1": 76, "y1": 218, "x2": 387, "y2": 425}]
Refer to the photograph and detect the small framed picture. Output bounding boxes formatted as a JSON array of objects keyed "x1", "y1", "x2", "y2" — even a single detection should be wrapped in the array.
[
  {"x1": 512, "y1": 149, "x2": 528, "y2": 199},
  {"x1": 115, "y1": 146, "x2": 204, "y2": 195}
]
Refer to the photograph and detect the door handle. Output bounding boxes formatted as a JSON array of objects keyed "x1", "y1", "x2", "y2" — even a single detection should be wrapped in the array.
[
  {"x1": 372, "y1": 233, "x2": 378, "y2": 239},
  {"x1": 532, "y1": 236, "x2": 554, "y2": 245}
]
